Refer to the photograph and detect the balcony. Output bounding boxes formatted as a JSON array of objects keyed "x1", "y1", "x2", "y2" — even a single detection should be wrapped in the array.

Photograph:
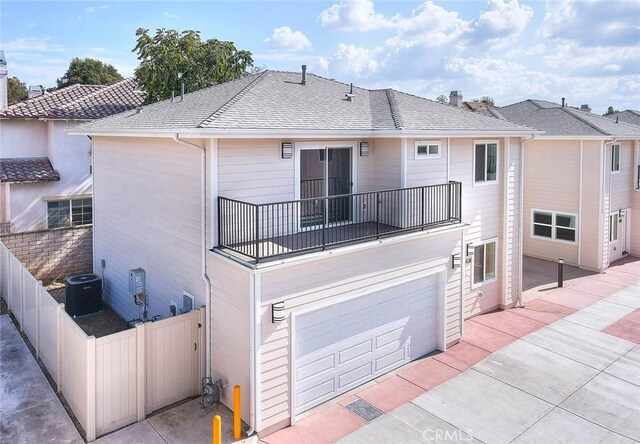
[{"x1": 217, "y1": 181, "x2": 462, "y2": 263}]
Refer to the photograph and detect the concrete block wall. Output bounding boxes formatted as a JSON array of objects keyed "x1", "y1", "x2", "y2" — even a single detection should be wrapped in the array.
[{"x1": 0, "y1": 226, "x2": 92, "y2": 283}]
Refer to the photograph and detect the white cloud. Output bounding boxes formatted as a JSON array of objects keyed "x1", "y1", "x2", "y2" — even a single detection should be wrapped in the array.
[
  {"x1": 163, "y1": 12, "x2": 179, "y2": 19},
  {"x1": 331, "y1": 43, "x2": 380, "y2": 77},
  {"x1": 469, "y1": 0, "x2": 533, "y2": 43},
  {"x1": 540, "y1": 0, "x2": 640, "y2": 46},
  {"x1": 85, "y1": 5, "x2": 108, "y2": 14},
  {"x1": 263, "y1": 26, "x2": 312, "y2": 52},
  {"x1": 319, "y1": 0, "x2": 394, "y2": 31},
  {"x1": 4, "y1": 37, "x2": 65, "y2": 54},
  {"x1": 543, "y1": 42, "x2": 640, "y2": 76},
  {"x1": 604, "y1": 64, "x2": 622, "y2": 73},
  {"x1": 505, "y1": 43, "x2": 546, "y2": 58}
]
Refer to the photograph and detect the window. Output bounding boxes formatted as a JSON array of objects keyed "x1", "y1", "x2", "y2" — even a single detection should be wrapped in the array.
[
  {"x1": 473, "y1": 239, "x2": 497, "y2": 285},
  {"x1": 415, "y1": 141, "x2": 440, "y2": 159},
  {"x1": 611, "y1": 144, "x2": 620, "y2": 172},
  {"x1": 532, "y1": 210, "x2": 577, "y2": 242},
  {"x1": 47, "y1": 197, "x2": 92, "y2": 229},
  {"x1": 474, "y1": 141, "x2": 498, "y2": 183},
  {"x1": 610, "y1": 214, "x2": 618, "y2": 242}
]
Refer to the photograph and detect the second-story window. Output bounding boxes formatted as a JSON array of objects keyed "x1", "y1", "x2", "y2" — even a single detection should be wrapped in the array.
[
  {"x1": 415, "y1": 141, "x2": 440, "y2": 159},
  {"x1": 474, "y1": 141, "x2": 498, "y2": 184},
  {"x1": 611, "y1": 144, "x2": 620, "y2": 172}
]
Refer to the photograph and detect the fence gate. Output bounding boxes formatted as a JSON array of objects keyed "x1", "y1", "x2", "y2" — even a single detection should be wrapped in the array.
[{"x1": 145, "y1": 310, "x2": 203, "y2": 413}]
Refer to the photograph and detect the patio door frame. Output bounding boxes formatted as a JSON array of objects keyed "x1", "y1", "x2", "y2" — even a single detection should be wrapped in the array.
[{"x1": 294, "y1": 141, "x2": 358, "y2": 230}]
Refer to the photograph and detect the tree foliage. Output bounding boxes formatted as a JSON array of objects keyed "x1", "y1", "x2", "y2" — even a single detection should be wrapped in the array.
[
  {"x1": 57, "y1": 58, "x2": 123, "y2": 88},
  {"x1": 603, "y1": 106, "x2": 618, "y2": 116},
  {"x1": 479, "y1": 96, "x2": 495, "y2": 105},
  {"x1": 7, "y1": 76, "x2": 27, "y2": 105},
  {"x1": 132, "y1": 28, "x2": 254, "y2": 103},
  {"x1": 435, "y1": 95, "x2": 448, "y2": 104}
]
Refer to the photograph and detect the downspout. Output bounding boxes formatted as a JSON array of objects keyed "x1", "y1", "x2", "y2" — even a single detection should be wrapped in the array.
[
  {"x1": 502, "y1": 138, "x2": 510, "y2": 307},
  {"x1": 518, "y1": 135, "x2": 535, "y2": 308},
  {"x1": 578, "y1": 140, "x2": 583, "y2": 267},
  {"x1": 246, "y1": 271, "x2": 261, "y2": 436},
  {"x1": 172, "y1": 134, "x2": 212, "y2": 379}
]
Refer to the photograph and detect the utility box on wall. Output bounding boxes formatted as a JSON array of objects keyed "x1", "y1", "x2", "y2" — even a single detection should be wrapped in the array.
[{"x1": 129, "y1": 268, "x2": 145, "y2": 295}]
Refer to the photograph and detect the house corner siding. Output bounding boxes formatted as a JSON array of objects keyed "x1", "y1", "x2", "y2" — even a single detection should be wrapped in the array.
[{"x1": 502, "y1": 138, "x2": 522, "y2": 307}]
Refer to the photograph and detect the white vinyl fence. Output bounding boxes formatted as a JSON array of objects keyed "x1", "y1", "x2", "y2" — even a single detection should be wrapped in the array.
[{"x1": 0, "y1": 241, "x2": 205, "y2": 441}]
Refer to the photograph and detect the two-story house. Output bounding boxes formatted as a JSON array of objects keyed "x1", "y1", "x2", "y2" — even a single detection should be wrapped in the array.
[
  {"x1": 70, "y1": 68, "x2": 538, "y2": 435},
  {"x1": 0, "y1": 76, "x2": 144, "y2": 233},
  {"x1": 493, "y1": 100, "x2": 640, "y2": 272}
]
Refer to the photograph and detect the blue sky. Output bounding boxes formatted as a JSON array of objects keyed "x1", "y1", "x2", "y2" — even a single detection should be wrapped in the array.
[{"x1": 2, "y1": 0, "x2": 639, "y2": 113}]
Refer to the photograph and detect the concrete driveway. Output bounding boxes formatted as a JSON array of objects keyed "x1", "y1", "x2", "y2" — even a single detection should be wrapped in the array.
[{"x1": 339, "y1": 261, "x2": 640, "y2": 443}]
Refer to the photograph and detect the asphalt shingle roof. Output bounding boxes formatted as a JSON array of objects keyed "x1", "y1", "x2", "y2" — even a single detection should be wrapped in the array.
[
  {"x1": 74, "y1": 70, "x2": 536, "y2": 134},
  {"x1": 498, "y1": 100, "x2": 640, "y2": 137},
  {"x1": 0, "y1": 158, "x2": 60, "y2": 183},
  {"x1": 606, "y1": 110, "x2": 640, "y2": 127},
  {"x1": 0, "y1": 78, "x2": 144, "y2": 120}
]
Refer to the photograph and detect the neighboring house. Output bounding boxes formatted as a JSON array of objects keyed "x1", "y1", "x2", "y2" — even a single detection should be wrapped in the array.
[
  {"x1": 70, "y1": 68, "x2": 538, "y2": 435},
  {"x1": 492, "y1": 100, "x2": 640, "y2": 271},
  {"x1": 0, "y1": 75, "x2": 144, "y2": 233},
  {"x1": 606, "y1": 109, "x2": 640, "y2": 127}
]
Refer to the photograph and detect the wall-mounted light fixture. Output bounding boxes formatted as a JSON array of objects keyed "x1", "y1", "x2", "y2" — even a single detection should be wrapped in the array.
[
  {"x1": 271, "y1": 301, "x2": 285, "y2": 323},
  {"x1": 451, "y1": 253, "x2": 462, "y2": 269},
  {"x1": 359, "y1": 141, "x2": 369, "y2": 157},
  {"x1": 466, "y1": 243, "x2": 475, "y2": 257},
  {"x1": 281, "y1": 142, "x2": 293, "y2": 159}
]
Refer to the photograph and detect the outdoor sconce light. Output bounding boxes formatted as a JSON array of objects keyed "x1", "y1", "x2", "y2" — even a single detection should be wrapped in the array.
[
  {"x1": 451, "y1": 253, "x2": 462, "y2": 269},
  {"x1": 281, "y1": 142, "x2": 293, "y2": 159},
  {"x1": 359, "y1": 141, "x2": 370, "y2": 156},
  {"x1": 466, "y1": 242, "x2": 475, "y2": 256},
  {"x1": 271, "y1": 301, "x2": 285, "y2": 323}
]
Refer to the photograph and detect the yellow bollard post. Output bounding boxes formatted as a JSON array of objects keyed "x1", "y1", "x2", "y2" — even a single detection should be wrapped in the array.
[
  {"x1": 234, "y1": 385, "x2": 242, "y2": 440},
  {"x1": 213, "y1": 414, "x2": 222, "y2": 444}
]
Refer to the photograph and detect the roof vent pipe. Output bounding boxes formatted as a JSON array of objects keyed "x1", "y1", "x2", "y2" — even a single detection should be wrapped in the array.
[
  {"x1": 301, "y1": 65, "x2": 307, "y2": 85},
  {"x1": 561, "y1": 97, "x2": 565, "y2": 107},
  {"x1": 616, "y1": 116, "x2": 619, "y2": 124},
  {"x1": 171, "y1": 91, "x2": 175, "y2": 102},
  {"x1": 350, "y1": 83, "x2": 353, "y2": 95}
]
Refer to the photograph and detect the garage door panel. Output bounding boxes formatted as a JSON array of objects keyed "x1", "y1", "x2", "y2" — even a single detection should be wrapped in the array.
[
  {"x1": 294, "y1": 275, "x2": 439, "y2": 415},
  {"x1": 339, "y1": 339, "x2": 373, "y2": 365}
]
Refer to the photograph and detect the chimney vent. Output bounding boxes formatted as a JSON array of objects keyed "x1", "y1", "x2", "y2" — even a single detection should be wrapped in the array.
[
  {"x1": 28, "y1": 85, "x2": 45, "y2": 99},
  {"x1": 561, "y1": 97, "x2": 566, "y2": 107},
  {"x1": 449, "y1": 90, "x2": 463, "y2": 108},
  {"x1": 301, "y1": 65, "x2": 307, "y2": 85},
  {"x1": 580, "y1": 104, "x2": 591, "y2": 113}
]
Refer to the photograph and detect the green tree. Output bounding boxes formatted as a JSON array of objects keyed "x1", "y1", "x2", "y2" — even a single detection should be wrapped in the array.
[
  {"x1": 57, "y1": 58, "x2": 123, "y2": 88},
  {"x1": 479, "y1": 96, "x2": 495, "y2": 105},
  {"x1": 435, "y1": 95, "x2": 448, "y2": 104},
  {"x1": 603, "y1": 106, "x2": 618, "y2": 116},
  {"x1": 132, "y1": 28, "x2": 254, "y2": 103},
  {"x1": 7, "y1": 76, "x2": 27, "y2": 104}
]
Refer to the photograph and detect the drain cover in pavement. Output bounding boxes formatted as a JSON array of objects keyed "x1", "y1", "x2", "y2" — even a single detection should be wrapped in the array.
[{"x1": 345, "y1": 398, "x2": 384, "y2": 422}]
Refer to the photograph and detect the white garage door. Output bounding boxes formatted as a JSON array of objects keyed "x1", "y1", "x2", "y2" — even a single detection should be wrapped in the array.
[{"x1": 294, "y1": 275, "x2": 439, "y2": 414}]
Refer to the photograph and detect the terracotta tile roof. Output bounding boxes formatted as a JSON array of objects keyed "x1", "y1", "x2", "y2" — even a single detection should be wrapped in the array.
[
  {"x1": 0, "y1": 158, "x2": 61, "y2": 183},
  {"x1": 0, "y1": 78, "x2": 144, "y2": 120}
]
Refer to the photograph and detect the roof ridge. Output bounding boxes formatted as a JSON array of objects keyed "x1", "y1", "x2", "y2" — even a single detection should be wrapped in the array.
[
  {"x1": 385, "y1": 89, "x2": 404, "y2": 130},
  {"x1": 561, "y1": 107, "x2": 609, "y2": 135},
  {"x1": 198, "y1": 71, "x2": 268, "y2": 127},
  {"x1": 52, "y1": 78, "x2": 140, "y2": 112}
]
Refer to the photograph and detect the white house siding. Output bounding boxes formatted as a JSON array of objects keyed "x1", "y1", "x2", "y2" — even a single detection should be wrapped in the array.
[
  {"x1": 523, "y1": 140, "x2": 580, "y2": 266},
  {"x1": 256, "y1": 229, "x2": 463, "y2": 431},
  {"x1": 602, "y1": 143, "x2": 611, "y2": 270},
  {"x1": 370, "y1": 138, "x2": 401, "y2": 190},
  {"x1": 208, "y1": 252, "x2": 251, "y2": 423},
  {"x1": 92, "y1": 136, "x2": 206, "y2": 321},
  {"x1": 503, "y1": 138, "x2": 521, "y2": 307},
  {"x1": 2, "y1": 121, "x2": 92, "y2": 232},
  {"x1": 610, "y1": 140, "x2": 635, "y2": 212},
  {"x1": 449, "y1": 138, "x2": 504, "y2": 317},
  {"x1": 406, "y1": 138, "x2": 448, "y2": 187},
  {"x1": 579, "y1": 142, "x2": 604, "y2": 271}
]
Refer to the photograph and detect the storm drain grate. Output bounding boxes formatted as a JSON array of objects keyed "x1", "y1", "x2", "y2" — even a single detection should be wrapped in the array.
[{"x1": 345, "y1": 398, "x2": 384, "y2": 422}]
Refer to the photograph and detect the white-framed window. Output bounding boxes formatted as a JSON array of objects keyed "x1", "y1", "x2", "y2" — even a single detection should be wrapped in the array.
[
  {"x1": 473, "y1": 238, "x2": 497, "y2": 286},
  {"x1": 609, "y1": 213, "x2": 618, "y2": 242},
  {"x1": 531, "y1": 209, "x2": 577, "y2": 243},
  {"x1": 611, "y1": 144, "x2": 620, "y2": 173},
  {"x1": 415, "y1": 140, "x2": 441, "y2": 159},
  {"x1": 47, "y1": 197, "x2": 92, "y2": 229},
  {"x1": 474, "y1": 140, "x2": 498, "y2": 184}
]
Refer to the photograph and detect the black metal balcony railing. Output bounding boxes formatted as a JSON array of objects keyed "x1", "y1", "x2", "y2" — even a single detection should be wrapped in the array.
[{"x1": 218, "y1": 181, "x2": 462, "y2": 262}]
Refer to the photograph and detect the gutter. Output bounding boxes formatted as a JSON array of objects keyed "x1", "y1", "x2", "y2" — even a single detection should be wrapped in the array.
[{"x1": 172, "y1": 134, "x2": 212, "y2": 379}]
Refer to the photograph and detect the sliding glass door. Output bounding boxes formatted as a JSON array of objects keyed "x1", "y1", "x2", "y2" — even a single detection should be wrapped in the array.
[{"x1": 300, "y1": 147, "x2": 352, "y2": 228}]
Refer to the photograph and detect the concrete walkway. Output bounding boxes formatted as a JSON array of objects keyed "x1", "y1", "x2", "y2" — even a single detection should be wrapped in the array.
[
  {"x1": 0, "y1": 314, "x2": 83, "y2": 444},
  {"x1": 262, "y1": 256, "x2": 640, "y2": 443}
]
